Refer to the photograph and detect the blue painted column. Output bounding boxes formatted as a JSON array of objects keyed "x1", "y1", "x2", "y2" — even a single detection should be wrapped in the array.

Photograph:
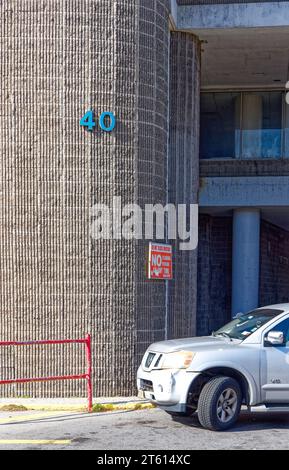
[{"x1": 232, "y1": 209, "x2": 261, "y2": 317}]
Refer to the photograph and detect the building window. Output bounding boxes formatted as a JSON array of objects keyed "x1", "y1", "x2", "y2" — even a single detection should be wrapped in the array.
[{"x1": 200, "y1": 90, "x2": 284, "y2": 160}]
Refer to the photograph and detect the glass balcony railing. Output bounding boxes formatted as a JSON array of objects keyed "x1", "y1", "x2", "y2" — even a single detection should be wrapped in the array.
[
  {"x1": 284, "y1": 129, "x2": 289, "y2": 159},
  {"x1": 200, "y1": 91, "x2": 287, "y2": 160},
  {"x1": 237, "y1": 129, "x2": 282, "y2": 159}
]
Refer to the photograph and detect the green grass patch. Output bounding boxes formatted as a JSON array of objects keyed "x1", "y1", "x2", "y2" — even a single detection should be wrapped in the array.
[
  {"x1": 92, "y1": 402, "x2": 156, "y2": 413},
  {"x1": 0, "y1": 404, "x2": 28, "y2": 412},
  {"x1": 92, "y1": 403, "x2": 114, "y2": 413}
]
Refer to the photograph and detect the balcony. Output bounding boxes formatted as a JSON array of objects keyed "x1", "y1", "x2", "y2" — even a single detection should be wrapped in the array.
[{"x1": 200, "y1": 90, "x2": 289, "y2": 160}]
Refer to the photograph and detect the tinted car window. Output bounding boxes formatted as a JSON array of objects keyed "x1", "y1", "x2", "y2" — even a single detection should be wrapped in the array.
[{"x1": 214, "y1": 309, "x2": 283, "y2": 341}]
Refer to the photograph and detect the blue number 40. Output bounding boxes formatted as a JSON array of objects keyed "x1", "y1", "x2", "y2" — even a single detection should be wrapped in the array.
[
  {"x1": 79, "y1": 110, "x2": 96, "y2": 131},
  {"x1": 80, "y1": 110, "x2": 116, "y2": 132}
]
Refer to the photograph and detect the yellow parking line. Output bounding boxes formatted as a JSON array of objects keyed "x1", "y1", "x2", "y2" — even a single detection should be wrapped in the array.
[
  {"x1": 0, "y1": 411, "x2": 70, "y2": 425},
  {"x1": 0, "y1": 439, "x2": 71, "y2": 445}
]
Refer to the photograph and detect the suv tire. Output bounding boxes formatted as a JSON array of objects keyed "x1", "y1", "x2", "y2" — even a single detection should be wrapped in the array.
[{"x1": 198, "y1": 376, "x2": 242, "y2": 431}]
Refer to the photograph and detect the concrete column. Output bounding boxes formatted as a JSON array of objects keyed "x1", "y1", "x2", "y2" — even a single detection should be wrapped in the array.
[
  {"x1": 232, "y1": 209, "x2": 261, "y2": 316},
  {"x1": 168, "y1": 32, "x2": 201, "y2": 338},
  {"x1": 242, "y1": 94, "x2": 263, "y2": 159},
  {"x1": 284, "y1": 100, "x2": 289, "y2": 158}
]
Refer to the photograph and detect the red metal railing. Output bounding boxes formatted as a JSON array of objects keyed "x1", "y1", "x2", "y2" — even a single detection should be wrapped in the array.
[{"x1": 0, "y1": 334, "x2": 93, "y2": 412}]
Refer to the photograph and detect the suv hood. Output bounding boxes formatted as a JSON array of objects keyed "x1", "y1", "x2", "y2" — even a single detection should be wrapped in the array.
[{"x1": 148, "y1": 336, "x2": 241, "y2": 353}]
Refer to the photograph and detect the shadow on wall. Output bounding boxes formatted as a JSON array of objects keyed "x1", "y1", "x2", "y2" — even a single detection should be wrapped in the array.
[
  {"x1": 260, "y1": 220, "x2": 289, "y2": 307},
  {"x1": 197, "y1": 216, "x2": 289, "y2": 337},
  {"x1": 197, "y1": 215, "x2": 232, "y2": 336}
]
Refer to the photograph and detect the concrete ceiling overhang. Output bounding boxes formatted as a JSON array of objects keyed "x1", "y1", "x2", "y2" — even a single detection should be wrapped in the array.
[
  {"x1": 170, "y1": 1, "x2": 289, "y2": 88},
  {"x1": 199, "y1": 27, "x2": 289, "y2": 88},
  {"x1": 177, "y1": 2, "x2": 289, "y2": 30}
]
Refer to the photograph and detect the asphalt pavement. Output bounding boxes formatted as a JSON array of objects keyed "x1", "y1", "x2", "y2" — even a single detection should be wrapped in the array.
[{"x1": 0, "y1": 407, "x2": 288, "y2": 450}]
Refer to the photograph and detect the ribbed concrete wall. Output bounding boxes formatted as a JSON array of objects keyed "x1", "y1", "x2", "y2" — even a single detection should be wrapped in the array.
[
  {"x1": 200, "y1": 160, "x2": 289, "y2": 177},
  {"x1": 135, "y1": 1, "x2": 170, "y2": 367},
  {"x1": 260, "y1": 220, "x2": 289, "y2": 307},
  {"x1": 197, "y1": 215, "x2": 232, "y2": 336},
  {"x1": 167, "y1": 32, "x2": 201, "y2": 338},
  {"x1": 0, "y1": 0, "x2": 170, "y2": 397}
]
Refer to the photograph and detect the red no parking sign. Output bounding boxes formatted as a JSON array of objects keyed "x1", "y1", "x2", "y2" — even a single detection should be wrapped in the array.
[{"x1": 147, "y1": 243, "x2": 173, "y2": 280}]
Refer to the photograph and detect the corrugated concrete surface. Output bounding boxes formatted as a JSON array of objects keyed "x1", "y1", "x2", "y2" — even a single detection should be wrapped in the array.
[
  {"x1": 0, "y1": 0, "x2": 171, "y2": 397},
  {"x1": 168, "y1": 32, "x2": 200, "y2": 339}
]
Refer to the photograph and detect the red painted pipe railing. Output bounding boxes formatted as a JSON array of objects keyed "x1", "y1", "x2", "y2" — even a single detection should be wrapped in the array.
[{"x1": 0, "y1": 334, "x2": 93, "y2": 412}]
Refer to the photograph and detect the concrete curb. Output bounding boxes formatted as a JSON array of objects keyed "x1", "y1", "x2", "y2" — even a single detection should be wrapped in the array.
[{"x1": 0, "y1": 401, "x2": 156, "y2": 413}]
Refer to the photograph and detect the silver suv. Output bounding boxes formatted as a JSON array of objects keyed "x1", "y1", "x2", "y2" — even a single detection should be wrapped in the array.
[{"x1": 137, "y1": 303, "x2": 289, "y2": 431}]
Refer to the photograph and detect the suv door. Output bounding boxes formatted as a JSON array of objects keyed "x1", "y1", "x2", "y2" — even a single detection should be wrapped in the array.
[{"x1": 260, "y1": 317, "x2": 289, "y2": 403}]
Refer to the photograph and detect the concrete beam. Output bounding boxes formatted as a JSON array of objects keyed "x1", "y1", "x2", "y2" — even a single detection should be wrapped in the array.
[
  {"x1": 199, "y1": 176, "x2": 289, "y2": 207},
  {"x1": 177, "y1": 2, "x2": 289, "y2": 30}
]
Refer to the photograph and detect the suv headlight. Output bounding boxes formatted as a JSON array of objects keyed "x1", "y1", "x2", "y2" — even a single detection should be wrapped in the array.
[{"x1": 161, "y1": 351, "x2": 195, "y2": 369}]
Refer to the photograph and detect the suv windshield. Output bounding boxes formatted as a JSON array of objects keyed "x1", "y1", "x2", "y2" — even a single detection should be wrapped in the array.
[{"x1": 213, "y1": 309, "x2": 283, "y2": 340}]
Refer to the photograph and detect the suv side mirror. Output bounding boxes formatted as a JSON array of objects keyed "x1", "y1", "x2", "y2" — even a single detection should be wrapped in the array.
[{"x1": 265, "y1": 331, "x2": 284, "y2": 346}]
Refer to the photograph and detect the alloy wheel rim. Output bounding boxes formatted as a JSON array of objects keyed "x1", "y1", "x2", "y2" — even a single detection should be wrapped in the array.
[{"x1": 217, "y1": 388, "x2": 238, "y2": 423}]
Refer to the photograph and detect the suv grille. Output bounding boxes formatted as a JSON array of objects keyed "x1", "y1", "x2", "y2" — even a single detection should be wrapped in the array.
[{"x1": 140, "y1": 379, "x2": 153, "y2": 392}]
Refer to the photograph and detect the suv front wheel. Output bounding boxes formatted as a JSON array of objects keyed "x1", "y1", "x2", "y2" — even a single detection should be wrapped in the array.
[{"x1": 197, "y1": 376, "x2": 242, "y2": 431}]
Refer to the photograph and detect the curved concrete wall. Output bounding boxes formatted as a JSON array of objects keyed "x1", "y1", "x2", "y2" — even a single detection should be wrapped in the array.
[
  {"x1": 135, "y1": 0, "x2": 170, "y2": 370},
  {"x1": 0, "y1": 0, "x2": 170, "y2": 397},
  {"x1": 168, "y1": 32, "x2": 201, "y2": 339}
]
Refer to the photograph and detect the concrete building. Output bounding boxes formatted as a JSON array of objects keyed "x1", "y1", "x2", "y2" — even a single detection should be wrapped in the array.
[{"x1": 1, "y1": 0, "x2": 289, "y2": 397}]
